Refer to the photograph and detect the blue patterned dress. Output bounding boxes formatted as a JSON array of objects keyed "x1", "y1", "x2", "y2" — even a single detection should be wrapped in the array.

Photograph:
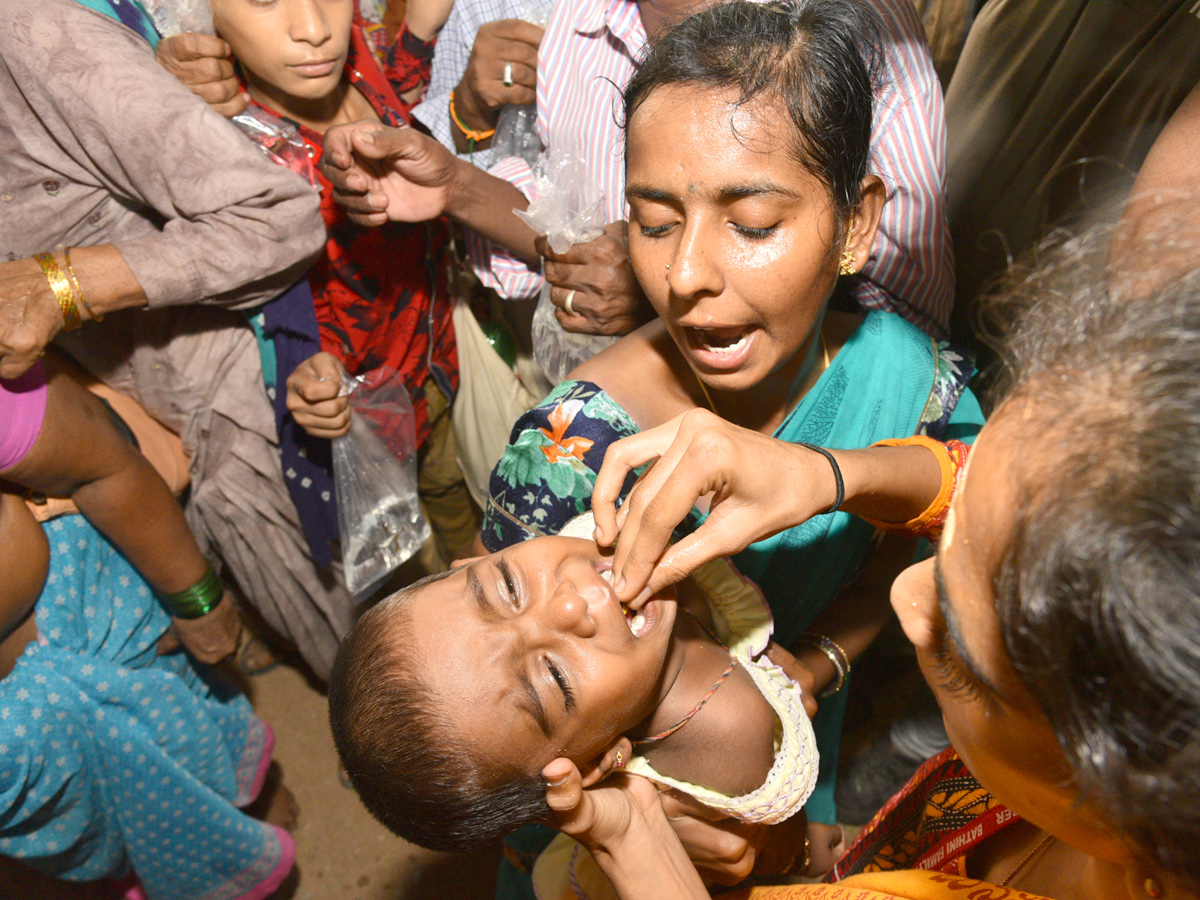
[{"x1": 0, "y1": 515, "x2": 292, "y2": 900}]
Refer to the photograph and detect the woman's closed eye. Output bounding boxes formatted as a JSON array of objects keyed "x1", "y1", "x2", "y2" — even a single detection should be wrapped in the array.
[
  {"x1": 498, "y1": 558, "x2": 522, "y2": 609},
  {"x1": 637, "y1": 221, "x2": 675, "y2": 238},
  {"x1": 731, "y1": 222, "x2": 779, "y2": 239}
]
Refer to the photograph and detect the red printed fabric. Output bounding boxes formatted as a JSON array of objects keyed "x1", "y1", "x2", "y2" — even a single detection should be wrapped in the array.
[
  {"x1": 827, "y1": 749, "x2": 1021, "y2": 880},
  {"x1": 247, "y1": 20, "x2": 456, "y2": 446}
]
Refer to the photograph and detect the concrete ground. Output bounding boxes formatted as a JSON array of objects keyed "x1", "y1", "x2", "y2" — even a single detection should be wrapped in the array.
[{"x1": 246, "y1": 662, "x2": 501, "y2": 900}]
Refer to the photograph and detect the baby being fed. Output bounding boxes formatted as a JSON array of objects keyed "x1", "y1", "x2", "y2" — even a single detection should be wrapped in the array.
[{"x1": 329, "y1": 515, "x2": 841, "y2": 885}]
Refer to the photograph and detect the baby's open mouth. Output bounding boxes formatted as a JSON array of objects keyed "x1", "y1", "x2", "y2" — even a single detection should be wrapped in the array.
[{"x1": 601, "y1": 569, "x2": 648, "y2": 636}]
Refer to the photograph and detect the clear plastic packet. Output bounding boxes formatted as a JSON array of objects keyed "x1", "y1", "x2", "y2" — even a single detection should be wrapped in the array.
[
  {"x1": 358, "y1": 0, "x2": 388, "y2": 24},
  {"x1": 490, "y1": 0, "x2": 555, "y2": 168},
  {"x1": 514, "y1": 145, "x2": 618, "y2": 383},
  {"x1": 332, "y1": 367, "x2": 431, "y2": 598},
  {"x1": 231, "y1": 108, "x2": 320, "y2": 188},
  {"x1": 140, "y1": 0, "x2": 214, "y2": 36}
]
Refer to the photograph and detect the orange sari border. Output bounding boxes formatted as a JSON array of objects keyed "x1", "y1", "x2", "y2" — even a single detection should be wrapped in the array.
[{"x1": 724, "y1": 869, "x2": 1054, "y2": 900}]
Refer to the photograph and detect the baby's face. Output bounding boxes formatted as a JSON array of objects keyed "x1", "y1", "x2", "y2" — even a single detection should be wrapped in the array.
[{"x1": 403, "y1": 537, "x2": 680, "y2": 774}]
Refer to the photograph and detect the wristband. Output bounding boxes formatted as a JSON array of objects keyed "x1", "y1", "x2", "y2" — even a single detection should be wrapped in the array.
[
  {"x1": 449, "y1": 89, "x2": 496, "y2": 143},
  {"x1": 34, "y1": 252, "x2": 81, "y2": 331},
  {"x1": 156, "y1": 563, "x2": 223, "y2": 619},
  {"x1": 795, "y1": 632, "x2": 850, "y2": 698},
  {"x1": 795, "y1": 442, "x2": 844, "y2": 514}
]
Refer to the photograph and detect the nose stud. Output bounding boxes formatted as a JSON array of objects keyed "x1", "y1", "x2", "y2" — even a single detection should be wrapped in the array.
[{"x1": 665, "y1": 264, "x2": 671, "y2": 271}]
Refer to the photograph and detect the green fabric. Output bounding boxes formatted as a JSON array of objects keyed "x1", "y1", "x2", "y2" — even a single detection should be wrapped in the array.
[
  {"x1": 73, "y1": 0, "x2": 160, "y2": 47},
  {"x1": 727, "y1": 312, "x2": 983, "y2": 823}
]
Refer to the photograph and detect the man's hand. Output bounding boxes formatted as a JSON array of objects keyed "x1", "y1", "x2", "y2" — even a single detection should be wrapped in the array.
[
  {"x1": 155, "y1": 33, "x2": 248, "y2": 118},
  {"x1": 592, "y1": 409, "x2": 839, "y2": 606},
  {"x1": 451, "y1": 19, "x2": 544, "y2": 146},
  {"x1": 285, "y1": 352, "x2": 351, "y2": 439},
  {"x1": 538, "y1": 222, "x2": 651, "y2": 335},
  {"x1": 0, "y1": 258, "x2": 64, "y2": 380},
  {"x1": 157, "y1": 593, "x2": 241, "y2": 664},
  {"x1": 321, "y1": 123, "x2": 459, "y2": 227}
]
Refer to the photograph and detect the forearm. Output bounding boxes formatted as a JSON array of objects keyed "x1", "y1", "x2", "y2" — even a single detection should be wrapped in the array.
[
  {"x1": 42, "y1": 245, "x2": 147, "y2": 321},
  {"x1": 589, "y1": 824, "x2": 710, "y2": 900},
  {"x1": 446, "y1": 158, "x2": 540, "y2": 262},
  {"x1": 70, "y1": 454, "x2": 209, "y2": 595},
  {"x1": 829, "y1": 444, "x2": 942, "y2": 524}
]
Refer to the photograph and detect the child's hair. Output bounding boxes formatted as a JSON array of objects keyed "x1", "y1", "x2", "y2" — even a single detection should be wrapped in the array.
[
  {"x1": 623, "y1": 0, "x2": 883, "y2": 229},
  {"x1": 328, "y1": 574, "x2": 550, "y2": 852}
]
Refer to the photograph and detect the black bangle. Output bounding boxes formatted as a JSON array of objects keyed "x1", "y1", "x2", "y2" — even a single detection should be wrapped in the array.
[{"x1": 795, "y1": 442, "x2": 844, "y2": 514}]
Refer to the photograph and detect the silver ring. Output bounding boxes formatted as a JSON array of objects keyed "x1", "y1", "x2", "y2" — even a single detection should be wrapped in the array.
[
  {"x1": 563, "y1": 290, "x2": 576, "y2": 316},
  {"x1": 502, "y1": 62, "x2": 515, "y2": 87}
]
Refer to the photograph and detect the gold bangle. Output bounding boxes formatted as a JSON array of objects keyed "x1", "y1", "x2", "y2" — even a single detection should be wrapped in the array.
[
  {"x1": 34, "y1": 252, "x2": 81, "y2": 331},
  {"x1": 63, "y1": 247, "x2": 102, "y2": 322},
  {"x1": 449, "y1": 89, "x2": 496, "y2": 142}
]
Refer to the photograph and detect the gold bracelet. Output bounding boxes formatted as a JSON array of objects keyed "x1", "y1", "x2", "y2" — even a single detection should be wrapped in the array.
[
  {"x1": 34, "y1": 252, "x2": 81, "y2": 331},
  {"x1": 63, "y1": 247, "x2": 102, "y2": 322},
  {"x1": 449, "y1": 89, "x2": 496, "y2": 142}
]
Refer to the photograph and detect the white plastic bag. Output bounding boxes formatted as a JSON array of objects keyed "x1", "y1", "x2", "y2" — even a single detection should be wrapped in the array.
[
  {"x1": 333, "y1": 367, "x2": 430, "y2": 598},
  {"x1": 141, "y1": 0, "x2": 213, "y2": 36},
  {"x1": 490, "y1": 0, "x2": 555, "y2": 168},
  {"x1": 514, "y1": 146, "x2": 617, "y2": 384}
]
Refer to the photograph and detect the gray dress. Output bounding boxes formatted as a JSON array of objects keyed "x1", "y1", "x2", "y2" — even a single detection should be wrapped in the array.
[{"x1": 0, "y1": 0, "x2": 353, "y2": 679}]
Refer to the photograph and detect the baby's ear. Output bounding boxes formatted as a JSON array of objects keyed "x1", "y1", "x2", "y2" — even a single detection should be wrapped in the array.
[{"x1": 577, "y1": 737, "x2": 634, "y2": 787}]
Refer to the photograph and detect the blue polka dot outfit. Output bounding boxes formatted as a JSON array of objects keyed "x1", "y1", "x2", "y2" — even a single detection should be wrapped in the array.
[{"x1": 0, "y1": 516, "x2": 290, "y2": 899}]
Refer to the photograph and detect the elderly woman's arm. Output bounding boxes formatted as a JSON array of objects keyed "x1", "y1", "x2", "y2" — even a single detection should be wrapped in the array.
[{"x1": 0, "y1": 0, "x2": 325, "y2": 376}]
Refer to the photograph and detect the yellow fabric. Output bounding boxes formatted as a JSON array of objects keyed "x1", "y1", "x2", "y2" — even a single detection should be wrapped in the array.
[{"x1": 726, "y1": 870, "x2": 1055, "y2": 899}]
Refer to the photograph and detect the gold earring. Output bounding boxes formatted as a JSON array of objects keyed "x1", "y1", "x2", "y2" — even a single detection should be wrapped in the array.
[
  {"x1": 839, "y1": 222, "x2": 856, "y2": 276},
  {"x1": 614, "y1": 749, "x2": 624, "y2": 768}
]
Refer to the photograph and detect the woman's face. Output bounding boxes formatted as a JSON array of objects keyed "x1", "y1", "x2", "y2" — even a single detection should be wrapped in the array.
[
  {"x1": 401, "y1": 537, "x2": 680, "y2": 772},
  {"x1": 890, "y1": 408, "x2": 1130, "y2": 863},
  {"x1": 625, "y1": 85, "x2": 845, "y2": 396},
  {"x1": 210, "y1": 0, "x2": 354, "y2": 110}
]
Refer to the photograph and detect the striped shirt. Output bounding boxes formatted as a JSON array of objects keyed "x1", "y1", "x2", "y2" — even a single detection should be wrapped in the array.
[{"x1": 467, "y1": 0, "x2": 954, "y2": 336}]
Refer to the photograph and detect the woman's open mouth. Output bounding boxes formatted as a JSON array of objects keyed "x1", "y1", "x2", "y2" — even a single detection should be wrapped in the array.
[{"x1": 685, "y1": 325, "x2": 756, "y2": 369}]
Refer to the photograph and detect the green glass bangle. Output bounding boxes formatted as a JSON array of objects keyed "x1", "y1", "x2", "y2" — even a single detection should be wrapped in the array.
[{"x1": 156, "y1": 564, "x2": 223, "y2": 619}]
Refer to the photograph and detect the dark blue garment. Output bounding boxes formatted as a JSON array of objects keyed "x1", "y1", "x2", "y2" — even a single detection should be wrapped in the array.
[{"x1": 259, "y1": 279, "x2": 340, "y2": 568}]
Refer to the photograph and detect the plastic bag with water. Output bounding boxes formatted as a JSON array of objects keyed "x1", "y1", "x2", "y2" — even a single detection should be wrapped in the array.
[
  {"x1": 490, "y1": 0, "x2": 555, "y2": 167},
  {"x1": 514, "y1": 145, "x2": 617, "y2": 383},
  {"x1": 333, "y1": 367, "x2": 430, "y2": 597}
]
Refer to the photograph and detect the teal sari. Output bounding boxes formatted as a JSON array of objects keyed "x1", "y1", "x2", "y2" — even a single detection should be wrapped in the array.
[{"x1": 485, "y1": 312, "x2": 981, "y2": 824}]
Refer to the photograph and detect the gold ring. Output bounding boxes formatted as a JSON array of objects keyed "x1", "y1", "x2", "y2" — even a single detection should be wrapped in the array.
[
  {"x1": 502, "y1": 63, "x2": 515, "y2": 87},
  {"x1": 563, "y1": 290, "x2": 576, "y2": 316}
]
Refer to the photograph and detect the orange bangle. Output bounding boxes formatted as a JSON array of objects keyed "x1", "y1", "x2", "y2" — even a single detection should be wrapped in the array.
[
  {"x1": 861, "y1": 436, "x2": 970, "y2": 542},
  {"x1": 449, "y1": 89, "x2": 496, "y2": 142}
]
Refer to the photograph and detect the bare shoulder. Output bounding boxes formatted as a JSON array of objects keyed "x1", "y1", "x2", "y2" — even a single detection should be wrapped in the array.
[{"x1": 569, "y1": 321, "x2": 701, "y2": 430}]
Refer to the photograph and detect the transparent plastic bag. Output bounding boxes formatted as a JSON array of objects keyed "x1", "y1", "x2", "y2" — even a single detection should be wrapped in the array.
[
  {"x1": 141, "y1": 0, "x2": 213, "y2": 36},
  {"x1": 333, "y1": 367, "x2": 431, "y2": 598},
  {"x1": 490, "y1": 0, "x2": 555, "y2": 168},
  {"x1": 231, "y1": 107, "x2": 320, "y2": 188},
  {"x1": 514, "y1": 145, "x2": 617, "y2": 384}
]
